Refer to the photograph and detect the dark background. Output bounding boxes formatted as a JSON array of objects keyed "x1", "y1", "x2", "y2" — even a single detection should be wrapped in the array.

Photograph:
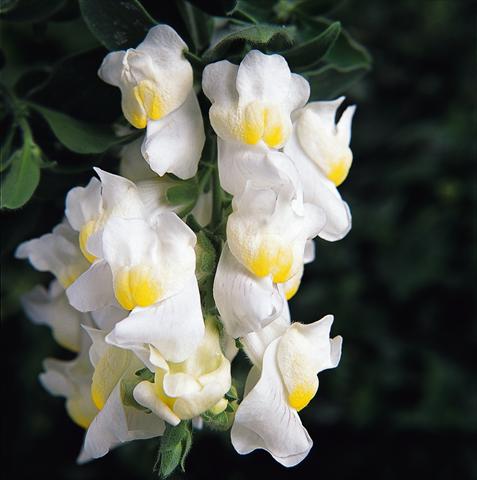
[{"x1": 1, "y1": 0, "x2": 476, "y2": 478}]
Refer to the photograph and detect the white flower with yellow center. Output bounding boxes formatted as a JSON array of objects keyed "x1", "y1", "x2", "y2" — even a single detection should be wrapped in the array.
[
  {"x1": 40, "y1": 328, "x2": 99, "y2": 431},
  {"x1": 99, "y1": 25, "x2": 204, "y2": 179},
  {"x1": 216, "y1": 139, "x2": 302, "y2": 197},
  {"x1": 99, "y1": 25, "x2": 192, "y2": 130},
  {"x1": 280, "y1": 239, "x2": 315, "y2": 301},
  {"x1": 78, "y1": 327, "x2": 165, "y2": 463},
  {"x1": 284, "y1": 97, "x2": 355, "y2": 241},
  {"x1": 15, "y1": 220, "x2": 89, "y2": 289},
  {"x1": 202, "y1": 50, "x2": 309, "y2": 149},
  {"x1": 21, "y1": 280, "x2": 91, "y2": 352},
  {"x1": 133, "y1": 318, "x2": 231, "y2": 425},
  {"x1": 232, "y1": 314, "x2": 342, "y2": 467},
  {"x1": 227, "y1": 180, "x2": 325, "y2": 284},
  {"x1": 213, "y1": 243, "x2": 285, "y2": 338},
  {"x1": 101, "y1": 214, "x2": 205, "y2": 363}
]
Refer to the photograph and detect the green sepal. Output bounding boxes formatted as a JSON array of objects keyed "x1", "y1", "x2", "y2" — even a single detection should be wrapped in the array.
[
  {"x1": 155, "y1": 421, "x2": 193, "y2": 478},
  {"x1": 120, "y1": 368, "x2": 154, "y2": 412}
]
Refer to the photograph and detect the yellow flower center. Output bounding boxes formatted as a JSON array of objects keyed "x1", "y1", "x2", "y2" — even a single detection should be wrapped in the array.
[
  {"x1": 288, "y1": 382, "x2": 318, "y2": 412},
  {"x1": 242, "y1": 102, "x2": 285, "y2": 148},
  {"x1": 249, "y1": 241, "x2": 293, "y2": 284},
  {"x1": 114, "y1": 265, "x2": 162, "y2": 310}
]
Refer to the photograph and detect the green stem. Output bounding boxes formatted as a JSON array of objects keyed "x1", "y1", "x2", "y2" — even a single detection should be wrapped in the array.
[{"x1": 211, "y1": 166, "x2": 222, "y2": 228}]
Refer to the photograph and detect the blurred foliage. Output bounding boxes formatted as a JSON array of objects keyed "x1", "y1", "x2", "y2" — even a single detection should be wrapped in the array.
[{"x1": 1, "y1": 0, "x2": 476, "y2": 479}]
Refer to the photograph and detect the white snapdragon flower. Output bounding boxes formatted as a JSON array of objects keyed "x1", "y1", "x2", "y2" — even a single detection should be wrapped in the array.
[
  {"x1": 213, "y1": 243, "x2": 284, "y2": 338},
  {"x1": 15, "y1": 220, "x2": 89, "y2": 289},
  {"x1": 232, "y1": 314, "x2": 342, "y2": 466},
  {"x1": 133, "y1": 318, "x2": 231, "y2": 425},
  {"x1": 99, "y1": 25, "x2": 205, "y2": 179},
  {"x1": 21, "y1": 280, "x2": 91, "y2": 352},
  {"x1": 284, "y1": 97, "x2": 355, "y2": 241},
  {"x1": 216, "y1": 139, "x2": 302, "y2": 197},
  {"x1": 280, "y1": 238, "x2": 315, "y2": 301},
  {"x1": 202, "y1": 50, "x2": 309, "y2": 149},
  {"x1": 227, "y1": 180, "x2": 325, "y2": 284},
  {"x1": 102, "y1": 214, "x2": 204, "y2": 363},
  {"x1": 99, "y1": 25, "x2": 192, "y2": 129},
  {"x1": 40, "y1": 329, "x2": 99, "y2": 431},
  {"x1": 78, "y1": 328, "x2": 164, "y2": 463}
]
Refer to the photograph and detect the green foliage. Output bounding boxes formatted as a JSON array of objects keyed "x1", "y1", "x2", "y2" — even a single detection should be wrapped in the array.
[
  {"x1": 202, "y1": 24, "x2": 294, "y2": 62},
  {"x1": 29, "y1": 103, "x2": 124, "y2": 154},
  {"x1": 79, "y1": 0, "x2": 156, "y2": 50},
  {"x1": 155, "y1": 421, "x2": 193, "y2": 478},
  {"x1": 1, "y1": 140, "x2": 41, "y2": 209},
  {"x1": 282, "y1": 20, "x2": 341, "y2": 69}
]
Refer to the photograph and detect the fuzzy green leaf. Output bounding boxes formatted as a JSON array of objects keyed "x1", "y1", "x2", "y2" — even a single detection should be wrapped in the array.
[
  {"x1": 1, "y1": 143, "x2": 40, "y2": 209},
  {"x1": 283, "y1": 21, "x2": 341, "y2": 69},
  {"x1": 177, "y1": 0, "x2": 213, "y2": 53},
  {"x1": 305, "y1": 63, "x2": 370, "y2": 100},
  {"x1": 30, "y1": 103, "x2": 122, "y2": 154},
  {"x1": 202, "y1": 24, "x2": 294, "y2": 63},
  {"x1": 79, "y1": 0, "x2": 156, "y2": 51}
]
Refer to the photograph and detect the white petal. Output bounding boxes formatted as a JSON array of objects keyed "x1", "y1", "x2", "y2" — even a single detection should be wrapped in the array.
[
  {"x1": 94, "y1": 168, "x2": 146, "y2": 218},
  {"x1": 284, "y1": 128, "x2": 351, "y2": 241},
  {"x1": 90, "y1": 305, "x2": 128, "y2": 332},
  {"x1": 213, "y1": 243, "x2": 284, "y2": 338},
  {"x1": 190, "y1": 191, "x2": 212, "y2": 227},
  {"x1": 202, "y1": 60, "x2": 239, "y2": 107},
  {"x1": 21, "y1": 281, "x2": 91, "y2": 352},
  {"x1": 304, "y1": 239, "x2": 315, "y2": 264},
  {"x1": 241, "y1": 306, "x2": 291, "y2": 367},
  {"x1": 142, "y1": 91, "x2": 205, "y2": 179},
  {"x1": 119, "y1": 136, "x2": 156, "y2": 182},
  {"x1": 97, "y1": 51, "x2": 125, "y2": 86},
  {"x1": 66, "y1": 260, "x2": 115, "y2": 312},
  {"x1": 65, "y1": 177, "x2": 102, "y2": 231},
  {"x1": 133, "y1": 380, "x2": 181, "y2": 426},
  {"x1": 231, "y1": 339, "x2": 312, "y2": 467},
  {"x1": 337, "y1": 105, "x2": 356, "y2": 146},
  {"x1": 15, "y1": 220, "x2": 89, "y2": 288},
  {"x1": 106, "y1": 278, "x2": 204, "y2": 363},
  {"x1": 78, "y1": 384, "x2": 165, "y2": 463},
  {"x1": 217, "y1": 139, "x2": 302, "y2": 197},
  {"x1": 236, "y1": 50, "x2": 293, "y2": 106}
]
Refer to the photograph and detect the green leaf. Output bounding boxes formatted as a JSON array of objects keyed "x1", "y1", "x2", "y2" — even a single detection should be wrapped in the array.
[
  {"x1": 202, "y1": 24, "x2": 294, "y2": 63},
  {"x1": 230, "y1": 0, "x2": 278, "y2": 23},
  {"x1": 177, "y1": 0, "x2": 213, "y2": 53},
  {"x1": 155, "y1": 421, "x2": 193, "y2": 478},
  {"x1": 291, "y1": 0, "x2": 344, "y2": 17},
  {"x1": 282, "y1": 21, "x2": 341, "y2": 70},
  {"x1": 308, "y1": 18, "x2": 372, "y2": 70},
  {"x1": 185, "y1": 0, "x2": 236, "y2": 16},
  {"x1": 1, "y1": 143, "x2": 40, "y2": 209},
  {"x1": 0, "y1": 0, "x2": 18, "y2": 14},
  {"x1": 0, "y1": 126, "x2": 16, "y2": 173},
  {"x1": 305, "y1": 63, "x2": 370, "y2": 100},
  {"x1": 0, "y1": 0, "x2": 65, "y2": 22},
  {"x1": 79, "y1": 0, "x2": 156, "y2": 51},
  {"x1": 166, "y1": 181, "x2": 199, "y2": 206},
  {"x1": 29, "y1": 103, "x2": 123, "y2": 154}
]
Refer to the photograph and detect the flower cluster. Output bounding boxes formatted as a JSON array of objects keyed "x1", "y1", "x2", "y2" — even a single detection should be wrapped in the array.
[{"x1": 17, "y1": 24, "x2": 355, "y2": 469}]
